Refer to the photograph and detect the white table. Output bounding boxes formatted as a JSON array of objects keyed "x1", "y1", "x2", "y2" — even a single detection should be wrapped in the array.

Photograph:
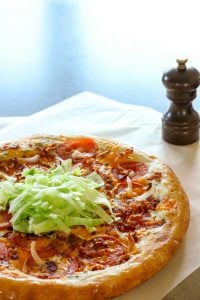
[{"x1": 0, "y1": 92, "x2": 199, "y2": 300}]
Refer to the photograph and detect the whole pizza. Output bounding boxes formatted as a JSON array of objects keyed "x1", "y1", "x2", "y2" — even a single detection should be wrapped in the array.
[{"x1": 0, "y1": 135, "x2": 189, "y2": 299}]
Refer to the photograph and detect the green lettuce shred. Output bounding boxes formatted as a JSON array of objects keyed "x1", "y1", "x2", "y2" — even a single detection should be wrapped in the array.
[{"x1": 0, "y1": 159, "x2": 113, "y2": 234}]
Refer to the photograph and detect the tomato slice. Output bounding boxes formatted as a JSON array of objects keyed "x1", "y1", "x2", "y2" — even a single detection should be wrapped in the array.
[
  {"x1": 68, "y1": 137, "x2": 96, "y2": 152},
  {"x1": 57, "y1": 137, "x2": 96, "y2": 159}
]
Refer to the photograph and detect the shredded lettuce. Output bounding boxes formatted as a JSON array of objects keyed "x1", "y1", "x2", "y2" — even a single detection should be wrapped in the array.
[{"x1": 0, "y1": 159, "x2": 113, "y2": 234}]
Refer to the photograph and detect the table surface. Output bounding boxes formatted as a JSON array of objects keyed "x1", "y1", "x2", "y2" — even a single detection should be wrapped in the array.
[
  {"x1": 0, "y1": 92, "x2": 200, "y2": 300},
  {"x1": 1, "y1": 0, "x2": 200, "y2": 116}
]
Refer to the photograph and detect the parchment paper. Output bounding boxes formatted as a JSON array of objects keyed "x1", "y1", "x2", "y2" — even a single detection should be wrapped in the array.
[{"x1": 0, "y1": 92, "x2": 199, "y2": 300}]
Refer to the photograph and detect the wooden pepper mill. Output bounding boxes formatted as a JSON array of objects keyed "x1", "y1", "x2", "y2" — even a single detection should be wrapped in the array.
[{"x1": 162, "y1": 59, "x2": 200, "y2": 145}]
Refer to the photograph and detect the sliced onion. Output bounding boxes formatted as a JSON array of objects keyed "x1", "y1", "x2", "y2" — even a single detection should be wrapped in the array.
[
  {"x1": 126, "y1": 176, "x2": 132, "y2": 194},
  {"x1": 98, "y1": 165, "x2": 108, "y2": 175},
  {"x1": 71, "y1": 150, "x2": 93, "y2": 159},
  {"x1": 30, "y1": 241, "x2": 45, "y2": 266},
  {"x1": 0, "y1": 222, "x2": 11, "y2": 229},
  {"x1": 18, "y1": 154, "x2": 40, "y2": 163},
  {"x1": 135, "y1": 189, "x2": 154, "y2": 201}
]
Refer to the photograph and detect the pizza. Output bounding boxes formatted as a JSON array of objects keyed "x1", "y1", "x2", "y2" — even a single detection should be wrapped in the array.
[{"x1": 0, "y1": 135, "x2": 189, "y2": 300}]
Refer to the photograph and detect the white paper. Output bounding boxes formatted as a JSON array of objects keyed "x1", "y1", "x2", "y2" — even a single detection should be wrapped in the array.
[{"x1": 0, "y1": 92, "x2": 199, "y2": 300}]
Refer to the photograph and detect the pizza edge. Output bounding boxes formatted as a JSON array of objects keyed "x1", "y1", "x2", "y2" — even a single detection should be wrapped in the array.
[{"x1": 0, "y1": 135, "x2": 190, "y2": 300}]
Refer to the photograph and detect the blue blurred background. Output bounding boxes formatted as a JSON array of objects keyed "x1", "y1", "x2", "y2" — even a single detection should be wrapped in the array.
[{"x1": 0, "y1": 0, "x2": 200, "y2": 116}]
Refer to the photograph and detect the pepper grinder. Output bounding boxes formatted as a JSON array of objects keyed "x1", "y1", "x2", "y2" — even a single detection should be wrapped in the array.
[{"x1": 162, "y1": 59, "x2": 200, "y2": 145}]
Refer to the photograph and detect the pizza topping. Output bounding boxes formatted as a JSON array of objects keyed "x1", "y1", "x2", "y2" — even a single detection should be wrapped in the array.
[
  {"x1": 0, "y1": 160, "x2": 113, "y2": 235},
  {"x1": 0, "y1": 210, "x2": 12, "y2": 229},
  {"x1": 44, "y1": 260, "x2": 58, "y2": 274},
  {"x1": 156, "y1": 198, "x2": 176, "y2": 210},
  {"x1": 79, "y1": 235, "x2": 129, "y2": 270},
  {"x1": 119, "y1": 162, "x2": 148, "y2": 177},
  {"x1": 18, "y1": 154, "x2": 40, "y2": 164},
  {"x1": 67, "y1": 259, "x2": 82, "y2": 275},
  {"x1": 0, "y1": 136, "x2": 180, "y2": 280},
  {"x1": 56, "y1": 137, "x2": 97, "y2": 159},
  {"x1": 30, "y1": 241, "x2": 45, "y2": 266},
  {"x1": 135, "y1": 189, "x2": 154, "y2": 201},
  {"x1": 71, "y1": 150, "x2": 94, "y2": 160},
  {"x1": 0, "y1": 241, "x2": 8, "y2": 260},
  {"x1": 8, "y1": 245, "x2": 18, "y2": 260}
]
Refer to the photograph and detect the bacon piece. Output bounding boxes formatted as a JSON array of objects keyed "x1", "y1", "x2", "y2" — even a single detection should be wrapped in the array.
[
  {"x1": 8, "y1": 233, "x2": 57, "y2": 262},
  {"x1": 114, "y1": 196, "x2": 161, "y2": 232},
  {"x1": 112, "y1": 179, "x2": 148, "y2": 197},
  {"x1": 0, "y1": 159, "x2": 16, "y2": 176},
  {"x1": 0, "y1": 242, "x2": 8, "y2": 260},
  {"x1": 79, "y1": 235, "x2": 129, "y2": 270},
  {"x1": 112, "y1": 167, "x2": 128, "y2": 180},
  {"x1": 119, "y1": 162, "x2": 148, "y2": 176},
  {"x1": 148, "y1": 171, "x2": 162, "y2": 181},
  {"x1": 68, "y1": 233, "x2": 82, "y2": 250},
  {"x1": 8, "y1": 232, "x2": 32, "y2": 250},
  {"x1": 156, "y1": 198, "x2": 176, "y2": 210},
  {"x1": 8, "y1": 245, "x2": 18, "y2": 260},
  {"x1": 111, "y1": 162, "x2": 148, "y2": 184},
  {"x1": 118, "y1": 148, "x2": 134, "y2": 158},
  {"x1": 67, "y1": 257, "x2": 81, "y2": 274},
  {"x1": 0, "y1": 210, "x2": 12, "y2": 229}
]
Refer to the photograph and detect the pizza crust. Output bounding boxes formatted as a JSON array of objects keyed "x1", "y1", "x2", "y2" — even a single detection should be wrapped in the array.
[{"x1": 0, "y1": 135, "x2": 189, "y2": 300}]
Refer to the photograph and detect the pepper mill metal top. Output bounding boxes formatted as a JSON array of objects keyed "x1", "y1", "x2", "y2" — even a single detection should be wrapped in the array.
[{"x1": 162, "y1": 59, "x2": 200, "y2": 145}]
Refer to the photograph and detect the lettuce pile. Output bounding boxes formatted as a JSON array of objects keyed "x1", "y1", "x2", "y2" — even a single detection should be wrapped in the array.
[{"x1": 0, "y1": 159, "x2": 113, "y2": 234}]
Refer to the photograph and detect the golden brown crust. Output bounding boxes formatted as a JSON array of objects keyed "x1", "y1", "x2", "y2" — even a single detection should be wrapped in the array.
[{"x1": 0, "y1": 135, "x2": 190, "y2": 300}]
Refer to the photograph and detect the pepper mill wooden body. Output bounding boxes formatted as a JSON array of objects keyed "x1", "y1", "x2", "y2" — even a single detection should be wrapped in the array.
[{"x1": 162, "y1": 59, "x2": 200, "y2": 145}]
